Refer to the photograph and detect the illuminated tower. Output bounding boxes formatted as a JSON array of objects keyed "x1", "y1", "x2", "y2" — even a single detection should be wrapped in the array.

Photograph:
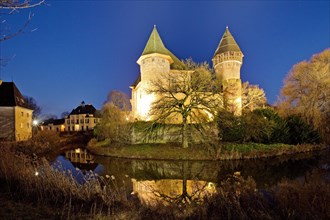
[
  {"x1": 212, "y1": 27, "x2": 244, "y2": 115},
  {"x1": 131, "y1": 25, "x2": 184, "y2": 120}
]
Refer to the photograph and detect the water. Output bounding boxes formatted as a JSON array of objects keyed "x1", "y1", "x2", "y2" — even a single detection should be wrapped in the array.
[{"x1": 51, "y1": 147, "x2": 330, "y2": 206}]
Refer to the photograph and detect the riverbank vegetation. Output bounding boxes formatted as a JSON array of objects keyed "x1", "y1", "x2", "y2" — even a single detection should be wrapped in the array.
[
  {"x1": 0, "y1": 142, "x2": 329, "y2": 219},
  {"x1": 89, "y1": 105, "x2": 326, "y2": 160},
  {"x1": 88, "y1": 139, "x2": 326, "y2": 160}
]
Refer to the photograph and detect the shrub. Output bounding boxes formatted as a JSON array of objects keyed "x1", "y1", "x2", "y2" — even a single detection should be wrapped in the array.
[
  {"x1": 285, "y1": 115, "x2": 320, "y2": 144},
  {"x1": 16, "y1": 130, "x2": 61, "y2": 155},
  {"x1": 247, "y1": 108, "x2": 289, "y2": 143},
  {"x1": 217, "y1": 110, "x2": 244, "y2": 142}
]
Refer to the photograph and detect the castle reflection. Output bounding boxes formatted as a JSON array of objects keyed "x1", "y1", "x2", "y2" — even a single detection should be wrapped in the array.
[{"x1": 132, "y1": 178, "x2": 216, "y2": 206}]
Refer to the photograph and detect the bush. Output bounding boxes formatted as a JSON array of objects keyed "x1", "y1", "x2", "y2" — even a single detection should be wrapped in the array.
[
  {"x1": 94, "y1": 103, "x2": 131, "y2": 143},
  {"x1": 246, "y1": 108, "x2": 289, "y2": 143},
  {"x1": 285, "y1": 115, "x2": 320, "y2": 144},
  {"x1": 16, "y1": 130, "x2": 61, "y2": 155},
  {"x1": 217, "y1": 108, "x2": 290, "y2": 144},
  {"x1": 217, "y1": 110, "x2": 244, "y2": 142}
]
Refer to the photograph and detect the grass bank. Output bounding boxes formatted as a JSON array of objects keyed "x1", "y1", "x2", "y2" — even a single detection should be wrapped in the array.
[{"x1": 87, "y1": 139, "x2": 327, "y2": 160}]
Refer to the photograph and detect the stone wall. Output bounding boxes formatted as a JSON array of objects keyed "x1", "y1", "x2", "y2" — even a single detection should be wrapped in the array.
[
  {"x1": 14, "y1": 106, "x2": 33, "y2": 141},
  {"x1": 0, "y1": 107, "x2": 15, "y2": 141},
  {"x1": 130, "y1": 122, "x2": 218, "y2": 145}
]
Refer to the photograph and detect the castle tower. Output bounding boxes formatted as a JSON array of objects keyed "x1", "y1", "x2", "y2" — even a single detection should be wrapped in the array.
[
  {"x1": 212, "y1": 27, "x2": 244, "y2": 115},
  {"x1": 131, "y1": 26, "x2": 183, "y2": 120}
]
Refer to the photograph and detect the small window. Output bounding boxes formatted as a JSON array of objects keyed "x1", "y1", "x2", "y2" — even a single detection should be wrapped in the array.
[
  {"x1": 67, "y1": 119, "x2": 70, "y2": 124},
  {"x1": 94, "y1": 119, "x2": 97, "y2": 123},
  {"x1": 85, "y1": 119, "x2": 89, "y2": 123},
  {"x1": 80, "y1": 119, "x2": 84, "y2": 123},
  {"x1": 27, "y1": 113, "x2": 29, "y2": 117},
  {"x1": 27, "y1": 123, "x2": 30, "y2": 128},
  {"x1": 76, "y1": 119, "x2": 79, "y2": 124},
  {"x1": 71, "y1": 120, "x2": 74, "y2": 124},
  {"x1": 21, "y1": 112, "x2": 24, "y2": 116},
  {"x1": 81, "y1": 126, "x2": 84, "y2": 131}
]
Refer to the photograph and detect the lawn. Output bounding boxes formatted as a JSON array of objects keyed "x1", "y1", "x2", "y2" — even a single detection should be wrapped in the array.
[{"x1": 88, "y1": 139, "x2": 326, "y2": 160}]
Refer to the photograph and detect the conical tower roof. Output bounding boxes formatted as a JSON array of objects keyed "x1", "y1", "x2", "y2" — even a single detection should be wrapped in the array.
[
  {"x1": 142, "y1": 25, "x2": 169, "y2": 56},
  {"x1": 139, "y1": 25, "x2": 185, "y2": 69},
  {"x1": 213, "y1": 27, "x2": 242, "y2": 57}
]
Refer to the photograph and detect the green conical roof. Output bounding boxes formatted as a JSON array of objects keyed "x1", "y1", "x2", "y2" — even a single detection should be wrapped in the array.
[
  {"x1": 213, "y1": 27, "x2": 242, "y2": 57},
  {"x1": 141, "y1": 26, "x2": 185, "y2": 69},
  {"x1": 142, "y1": 26, "x2": 169, "y2": 56}
]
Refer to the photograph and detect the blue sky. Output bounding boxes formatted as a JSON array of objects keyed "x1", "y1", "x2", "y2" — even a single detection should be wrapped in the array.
[{"x1": 1, "y1": 1, "x2": 329, "y2": 117}]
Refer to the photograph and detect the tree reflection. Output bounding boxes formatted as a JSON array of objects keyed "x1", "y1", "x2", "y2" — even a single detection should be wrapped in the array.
[{"x1": 131, "y1": 161, "x2": 216, "y2": 207}]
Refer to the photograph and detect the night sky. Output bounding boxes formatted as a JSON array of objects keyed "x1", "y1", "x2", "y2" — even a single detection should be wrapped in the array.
[{"x1": 1, "y1": 1, "x2": 329, "y2": 117}]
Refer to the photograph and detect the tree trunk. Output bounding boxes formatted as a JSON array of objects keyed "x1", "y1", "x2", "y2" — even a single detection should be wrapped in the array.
[{"x1": 182, "y1": 118, "x2": 189, "y2": 148}]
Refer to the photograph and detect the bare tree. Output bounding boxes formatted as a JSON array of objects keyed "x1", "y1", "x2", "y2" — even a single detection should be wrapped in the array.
[
  {"x1": 24, "y1": 95, "x2": 41, "y2": 118},
  {"x1": 277, "y1": 49, "x2": 330, "y2": 142},
  {"x1": 241, "y1": 81, "x2": 267, "y2": 112},
  {"x1": 105, "y1": 90, "x2": 131, "y2": 111},
  {"x1": 0, "y1": 0, "x2": 45, "y2": 42},
  {"x1": 148, "y1": 60, "x2": 222, "y2": 148}
]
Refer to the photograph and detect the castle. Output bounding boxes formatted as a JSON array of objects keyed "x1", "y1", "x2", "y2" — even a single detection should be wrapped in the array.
[{"x1": 130, "y1": 26, "x2": 243, "y2": 121}]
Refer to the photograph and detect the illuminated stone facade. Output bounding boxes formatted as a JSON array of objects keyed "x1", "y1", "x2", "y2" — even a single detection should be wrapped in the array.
[
  {"x1": 0, "y1": 81, "x2": 33, "y2": 141},
  {"x1": 64, "y1": 101, "x2": 100, "y2": 131},
  {"x1": 130, "y1": 26, "x2": 244, "y2": 121}
]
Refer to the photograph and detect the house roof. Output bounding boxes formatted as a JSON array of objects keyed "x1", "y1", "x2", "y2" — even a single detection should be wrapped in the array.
[
  {"x1": 141, "y1": 26, "x2": 185, "y2": 70},
  {"x1": 42, "y1": 118, "x2": 65, "y2": 126},
  {"x1": 70, "y1": 102, "x2": 97, "y2": 116},
  {"x1": 130, "y1": 75, "x2": 141, "y2": 88},
  {"x1": 0, "y1": 81, "x2": 31, "y2": 109},
  {"x1": 213, "y1": 27, "x2": 242, "y2": 58}
]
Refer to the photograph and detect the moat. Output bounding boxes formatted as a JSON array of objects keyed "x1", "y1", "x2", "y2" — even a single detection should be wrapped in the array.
[{"x1": 51, "y1": 147, "x2": 330, "y2": 206}]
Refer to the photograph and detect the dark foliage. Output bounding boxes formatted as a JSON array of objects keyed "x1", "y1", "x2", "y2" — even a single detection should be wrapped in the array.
[
  {"x1": 217, "y1": 108, "x2": 321, "y2": 145},
  {"x1": 286, "y1": 115, "x2": 321, "y2": 145}
]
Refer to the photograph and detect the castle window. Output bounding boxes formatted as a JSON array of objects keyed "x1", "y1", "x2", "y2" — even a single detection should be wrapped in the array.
[
  {"x1": 21, "y1": 112, "x2": 24, "y2": 116},
  {"x1": 27, "y1": 123, "x2": 30, "y2": 128},
  {"x1": 80, "y1": 119, "x2": 84, "y2": 123}
]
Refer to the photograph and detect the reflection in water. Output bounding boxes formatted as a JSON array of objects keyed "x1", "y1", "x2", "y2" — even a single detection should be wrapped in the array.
[
  {"x1": 53, "y1": 148, "x2": 329, "y2": 206},
  {"x1": 131, "y1": 161, "x2": 216, "y2": 206},
  {"x1": 132, "y1": 179, "x2": 216, "y2": 206},
  {"x1": 52, "y1": 148, "x2": 104, "y2": 184},
  {"x1": 65, "y1": 148, "x2": 97, "y2": 173}
]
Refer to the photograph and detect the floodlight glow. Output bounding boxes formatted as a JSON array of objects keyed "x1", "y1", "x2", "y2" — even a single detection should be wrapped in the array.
[{"x1": 33, "y1": 120, "x2": 38, "y2": 126}]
